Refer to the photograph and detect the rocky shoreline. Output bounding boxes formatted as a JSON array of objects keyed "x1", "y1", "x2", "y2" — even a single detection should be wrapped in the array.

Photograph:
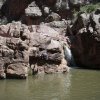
[
  {"x1": 0, "y1": 22, "x2": 69, "y2": 79},
  {"x1": 0, "y1": 0, "x2": 99, "y2": 79}
]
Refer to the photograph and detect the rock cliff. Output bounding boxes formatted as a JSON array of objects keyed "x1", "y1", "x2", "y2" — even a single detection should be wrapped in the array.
[
  {"x1": 0, "y1": 21, "x2": 69, "y2": 79},
  {"x1": 70, "y1": 9, "x2": 100, "y2": 69},
  {"x1": 0, "y1": 0, "x2": 99, "y2": 79}
]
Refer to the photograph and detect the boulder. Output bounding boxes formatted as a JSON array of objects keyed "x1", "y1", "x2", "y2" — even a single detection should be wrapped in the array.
[
  {"x1": 22, "y1": 1, "x2": 42, "y2": 25},
  {"x1": 0, "y1": 22, "x2": 69, "y2": 79},
  {"x1": 6, "y1": 63, "x2": 28, "y2": 79},
  {"x1": 45, "y1": 12, "x2": 61, "y2": 22}
]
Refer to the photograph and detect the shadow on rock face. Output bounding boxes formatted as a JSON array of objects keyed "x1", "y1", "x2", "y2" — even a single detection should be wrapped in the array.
[
  {"x1": 70, "y1": 9, "x2": 100, "y2": 69},
  {"x1": 1, "y1": 0, "x2": 33, "y2": 22},
  {"x1": 28, "y1": 25, "x2": 69, "y2": 74},
  {"x1": 0, "y1": 22, "x2": 69, "y2": 79}
]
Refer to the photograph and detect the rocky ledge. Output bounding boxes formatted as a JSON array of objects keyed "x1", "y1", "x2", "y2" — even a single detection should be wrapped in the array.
[{"x1": 0, "y1": 22, "x2": 69, "y2": 79}]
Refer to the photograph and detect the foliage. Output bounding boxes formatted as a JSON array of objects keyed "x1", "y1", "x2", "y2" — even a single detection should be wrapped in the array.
[
  {"x1": 80, "y1": 3, "x2": 100, "y2": 13},
  {"x1": 73, "y1": 3, "x2": 100, "y2": 17}
]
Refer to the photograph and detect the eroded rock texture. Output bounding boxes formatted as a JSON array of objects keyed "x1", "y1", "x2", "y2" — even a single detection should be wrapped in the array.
[
  {"x1": 0, "y1": 0, "x2": 99, "y2": 79},
  {"x1": 0, "y1": 22, "x2": 69, "y2": 79},
  {"x1": 70, "y1": 9, "x2": 100, "y2": 69}
]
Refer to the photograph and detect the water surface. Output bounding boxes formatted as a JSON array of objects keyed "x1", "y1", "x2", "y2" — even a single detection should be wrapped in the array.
[{"x1": 0, "y1": 68, "x2": 100, "y2": 100}]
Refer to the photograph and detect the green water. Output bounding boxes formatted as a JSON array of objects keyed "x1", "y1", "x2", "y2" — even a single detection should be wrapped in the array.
[{"x1": 0, "y1": 68, "x2": 100, "y2": 100}]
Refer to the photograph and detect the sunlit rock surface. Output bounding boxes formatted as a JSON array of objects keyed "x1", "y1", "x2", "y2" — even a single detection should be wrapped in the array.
[{"x1": 0, "y1": 22, "x2": 69, "y2": 79}]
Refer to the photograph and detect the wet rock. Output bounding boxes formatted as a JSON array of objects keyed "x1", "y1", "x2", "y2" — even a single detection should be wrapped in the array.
[
  {"x1": 70, "y1": 9, "x2": 100, "y2": 69},
  {"x1": 0, "y1": 59, "x2": 6, "y2": 79}
]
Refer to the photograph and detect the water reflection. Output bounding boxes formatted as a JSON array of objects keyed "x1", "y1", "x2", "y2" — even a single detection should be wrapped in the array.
[
  {"x1": 0, "y1": 73, "x2": 71, "y2": 100},
  {"x1": 0, "y1": 69, "x2": 100, "y2": 100},
  {"x1": 27, "y1": 73, "x2": 71, "y2": 100},
  {"x1": 69, "y1": 69, "x2": 100, "y2": 100}
]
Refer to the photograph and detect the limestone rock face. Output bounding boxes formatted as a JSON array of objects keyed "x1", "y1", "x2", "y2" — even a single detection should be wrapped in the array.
[
  {"x1": 0, "y1": 22, "x2": 29, "y2": 79},
  {"x1": 0, "y1": 22, "x2": 69, "y2": 79},
  {"x1": 28, "y1": 25, "x2": 69, "y2": 74},
  {"x1": 71, "y1": 9, "x2": 100, "y2": 69}
]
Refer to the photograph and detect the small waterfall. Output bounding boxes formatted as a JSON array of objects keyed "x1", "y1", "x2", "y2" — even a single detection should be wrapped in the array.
[{"x1": 64, "y1": 45, "x2": 76, "y2": 67}]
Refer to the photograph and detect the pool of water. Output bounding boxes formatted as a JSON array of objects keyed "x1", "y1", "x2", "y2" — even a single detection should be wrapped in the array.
[{"x1": 0, "y1": 68, "x2": 100, "y2": 100}]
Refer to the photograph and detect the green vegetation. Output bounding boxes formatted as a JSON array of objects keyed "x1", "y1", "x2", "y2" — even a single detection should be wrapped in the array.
[
  {"x1": 73, "y1": 3, "x2": 100, "y2": 17},
  {"x1": 80, "y1": 3, "x2": 100, "y2": 13}
]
